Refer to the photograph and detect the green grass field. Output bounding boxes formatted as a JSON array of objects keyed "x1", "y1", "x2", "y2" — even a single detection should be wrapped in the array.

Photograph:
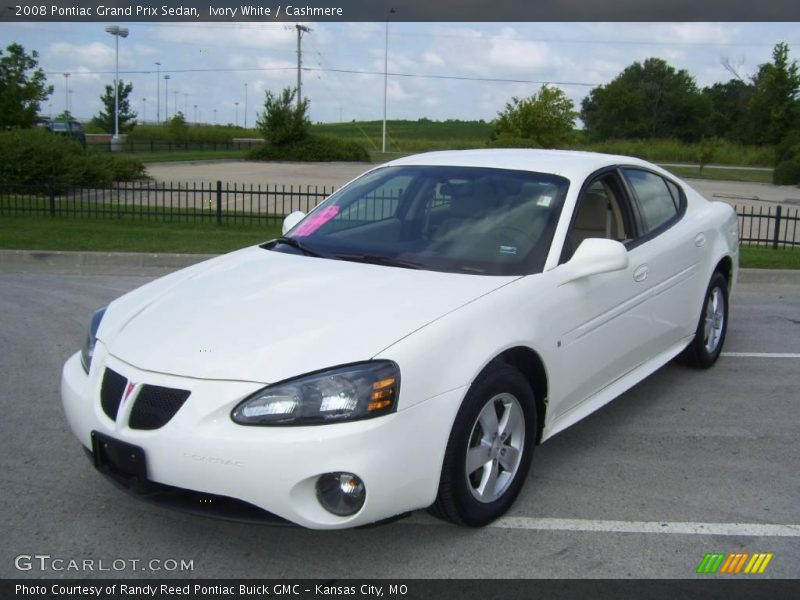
[
  {"x1": 660, "y1": 165, "x2": 774, "y2": 184},
  {"x1": 1, "y1": 215, "x2": 796, "y2": 267},
  {"x1": 0, "y1": 216, "x2": 280, "y2": 254}
]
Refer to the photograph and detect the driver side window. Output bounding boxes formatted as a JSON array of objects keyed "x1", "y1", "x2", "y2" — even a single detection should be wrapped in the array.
[{"x1": 560, "y1": 175, "x2": 633, "y2": 263}]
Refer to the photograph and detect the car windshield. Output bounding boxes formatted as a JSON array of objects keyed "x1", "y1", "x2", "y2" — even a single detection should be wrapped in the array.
[{"x1": 272, "y1": 165, "x2": 569, "y2": 276}]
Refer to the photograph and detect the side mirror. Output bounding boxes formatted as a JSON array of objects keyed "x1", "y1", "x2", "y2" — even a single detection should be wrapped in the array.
[
  {"x1": 558, "y1": 238, "x2": 629, "y2": 285},
  {"x1": 282, "y1": 211, "x2": 306, "y2": 235}
]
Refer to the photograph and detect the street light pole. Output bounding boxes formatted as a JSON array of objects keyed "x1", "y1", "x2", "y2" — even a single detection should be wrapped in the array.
[
  {"x1": 234, "y1": 101, "x2": 239, "y2": 127},
  {"x1": 382, "y1": 8, "x2": 396, "y2": 154},
  {"x1": 163, "y1": 75, "x2": 171, "y2": 119},
  {"x1": 63, "y1": 72, "x2": 70, "y2": 115},
  {"x1": 155, "y1": 62, "x2": 161, "y2": 123},
  {"x1": 213, "y1": 108, "x2": 217, "y2": 125},
  {"x1": 105, "y1": 25, "x2": 129, "y2": 147},
  {"x1": 244, "y1": 82, "x2": 248, "y2": 129},
  {"x1": 142, "y1": 97, "x2": 146, "y2": 124}
]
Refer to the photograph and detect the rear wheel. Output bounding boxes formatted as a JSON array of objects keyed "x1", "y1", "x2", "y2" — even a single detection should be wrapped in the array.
[
  {"x1": 429, "y1": 363, "x2": 536, "y2": 526},
  {"x1": 682, "y1": 272, "x2": 729, "y2": 368}
]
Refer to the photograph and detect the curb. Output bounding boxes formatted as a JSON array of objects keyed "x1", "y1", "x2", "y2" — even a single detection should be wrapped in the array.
[
  {"x1": 0, "y1": 250, "x2": 216, "y2": 275},
  {"x1": 0, "y1": 249, "x2": 799, "y2": 285}
]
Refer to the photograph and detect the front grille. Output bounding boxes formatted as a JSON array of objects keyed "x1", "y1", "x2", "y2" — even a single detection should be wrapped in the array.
[
  {"x1": 129, "y1": 385, "x2": 191, "y2": 430},
  {"x1": 100, "y1": 368, "x2": 127, "y2": 421}
]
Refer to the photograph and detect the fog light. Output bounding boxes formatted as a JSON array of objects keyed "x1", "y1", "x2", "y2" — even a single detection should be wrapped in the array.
[{"x1": 316, "y1": 472, "x2": 366, "y2": 517}]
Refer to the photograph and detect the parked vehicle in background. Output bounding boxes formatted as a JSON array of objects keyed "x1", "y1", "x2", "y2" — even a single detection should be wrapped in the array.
[
  {"x1": 47, "y1": 119, "x2": 86, "y2": 146},
  {"x1": 61, "y1": 149, "x2": 739, "y2": 529}
]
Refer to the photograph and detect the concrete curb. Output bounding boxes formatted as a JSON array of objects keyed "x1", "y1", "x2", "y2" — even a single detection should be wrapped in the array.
[
  {"x1": 0, "y1": 249, "x2": 799, "y2": 285},
  {"x1": 0, "y1": 249, "x2": 216, "y2": 275}
]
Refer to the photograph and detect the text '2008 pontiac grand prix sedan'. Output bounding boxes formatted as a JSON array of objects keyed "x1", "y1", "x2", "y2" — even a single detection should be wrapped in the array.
[{"x1": 62, "y1": 149, "x2": 738, "y2": 529}]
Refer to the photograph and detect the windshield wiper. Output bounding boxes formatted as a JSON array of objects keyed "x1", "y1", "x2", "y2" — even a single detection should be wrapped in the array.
[
  {"x1": 261, "y1": 236, "x2": 328, "y2": 258},
  {"x1": 334, "y1": 253, "x2": 425, "y2": 270}
]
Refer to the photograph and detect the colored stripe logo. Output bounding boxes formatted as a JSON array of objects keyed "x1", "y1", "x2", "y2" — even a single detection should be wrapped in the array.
[{"x1": 696, "y1": 552, "x2": 773, "y2": 574}]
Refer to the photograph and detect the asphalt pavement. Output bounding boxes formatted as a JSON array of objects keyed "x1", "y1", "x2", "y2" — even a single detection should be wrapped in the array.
[{"x1": 0, "y1": 266, "x2": 798, "y2": 579}]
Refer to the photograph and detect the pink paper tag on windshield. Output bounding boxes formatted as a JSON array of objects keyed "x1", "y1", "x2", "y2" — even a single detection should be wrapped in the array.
[{"x1": 292, "y1": 206, "x2": 340, "y2": 237}]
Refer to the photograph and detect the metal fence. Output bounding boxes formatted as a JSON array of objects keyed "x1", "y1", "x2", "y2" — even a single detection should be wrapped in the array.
[
  {"x1": 87, "y1": 139, "x2": 259, "y2": 153},
  {"x1": 1, "y1": 180, "x2": 798, "y2": 248},
  {"x1": 0, "y1": 181, "x2": 333, "y2": 225},
  {"x1": 736, "y1": 204, "x2": 799, "y2": 249}
]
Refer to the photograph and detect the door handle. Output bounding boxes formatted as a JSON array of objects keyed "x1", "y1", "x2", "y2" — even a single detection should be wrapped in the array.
[{"x1": 633, "y1": 264, "x2": 649, "y2": 282}]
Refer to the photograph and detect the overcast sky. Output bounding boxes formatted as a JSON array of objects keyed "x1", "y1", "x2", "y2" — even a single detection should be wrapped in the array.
[{"x1": 2, "y1": 21, "x2": 798, "y2": 126}]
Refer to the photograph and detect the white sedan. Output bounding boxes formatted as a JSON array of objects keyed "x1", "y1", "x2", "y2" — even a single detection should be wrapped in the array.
[{"x1": 61, "y1": 149, "x2": 739, "y2": 529}]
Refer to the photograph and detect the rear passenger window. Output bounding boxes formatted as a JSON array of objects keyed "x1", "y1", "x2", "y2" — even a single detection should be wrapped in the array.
[{"x1": 623, "y1": 169, "x2": 680, "y2": 233}]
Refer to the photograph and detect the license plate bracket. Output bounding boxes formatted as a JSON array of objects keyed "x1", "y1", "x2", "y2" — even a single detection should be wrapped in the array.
[{"x1": 91, "y1": 430, "x2": 148, "y2": 487}]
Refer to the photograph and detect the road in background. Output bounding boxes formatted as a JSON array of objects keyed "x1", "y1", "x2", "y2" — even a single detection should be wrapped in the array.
[
  {"x1": 145, "y1": 160, "x2": 800, "y2": 211},
  {"x1": 0, "y1": 262, "x2": 798, "y2": 579}
]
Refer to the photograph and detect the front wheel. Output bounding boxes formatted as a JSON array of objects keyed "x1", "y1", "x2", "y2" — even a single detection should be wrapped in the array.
[
  {"x1": 681, "y1": 272, "x2": 729, "y2": 368},
  {"x1": 429, "y1": 363, "x2": 536, "y2": 526}
]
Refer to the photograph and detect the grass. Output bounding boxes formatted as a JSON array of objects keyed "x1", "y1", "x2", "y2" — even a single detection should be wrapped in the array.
[
  {"x1": 2, "y1": 215, "x2": 797, "y2": 267},
  {"x1": 0, "y1": 216, "x2": 280, "y2": 254},
  {"x1": 739, "y1": 246, "x2": 800, "y2": 269},
  {"x1": 660, "y1": 165, "x2": 774, "y2": 184}
]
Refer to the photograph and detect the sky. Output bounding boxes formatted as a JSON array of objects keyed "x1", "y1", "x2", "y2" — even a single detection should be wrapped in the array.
[{"x1": 1, "y1": 21, "x2": 798, "y2": 127}]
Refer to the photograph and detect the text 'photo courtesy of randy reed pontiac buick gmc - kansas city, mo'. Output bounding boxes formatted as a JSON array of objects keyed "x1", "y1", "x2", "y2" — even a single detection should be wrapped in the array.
[{"x1": 62, "y1": 149, "x2": 739, "y2": 529}]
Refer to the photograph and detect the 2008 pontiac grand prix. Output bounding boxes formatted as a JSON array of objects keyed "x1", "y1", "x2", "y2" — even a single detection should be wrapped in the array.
[{"x1": 62, "y1": 149, "x2": 738, "y2": 529}]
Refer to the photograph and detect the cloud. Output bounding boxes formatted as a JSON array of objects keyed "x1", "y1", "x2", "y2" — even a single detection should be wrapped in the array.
[{"x1": 47, "y1": 42, "x2": 115, "y2": 70}]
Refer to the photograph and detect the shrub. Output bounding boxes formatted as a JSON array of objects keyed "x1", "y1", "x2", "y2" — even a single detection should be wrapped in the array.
[
  {"x1": 247, "y1": 135, "x2": 369, "y2": 162},
  {"x1": 773, "y1": 159, "x2": 800, "y2": 185},
  {"x1": 0, "y1": 128, "x2": 146, "y2": 192}
]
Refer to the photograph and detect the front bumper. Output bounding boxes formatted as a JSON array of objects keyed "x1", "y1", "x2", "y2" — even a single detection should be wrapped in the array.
[{"x1": 61, "y1": 349, "x2": 465, "y2": 529}]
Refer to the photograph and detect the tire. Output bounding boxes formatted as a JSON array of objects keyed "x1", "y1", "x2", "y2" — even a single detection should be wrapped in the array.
[
  {"x1": 681, "y1": 272, "x2": 729, "y2": 368},
  {"x1": 429, "y1": 362, "x2": 536, "y2": 526}
]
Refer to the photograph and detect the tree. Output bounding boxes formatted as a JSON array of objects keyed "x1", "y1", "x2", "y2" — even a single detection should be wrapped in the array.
[
  {"x1": 256, "y1": 87, "x2": 310, "y2": 145},
  {"x1": 166, "y1": 111, "x2": 189, "y2": 141},
  {"x1": 0, "y1": 43, "x2": 53, "y2": 128},
  {"x1": 580, "y1": 57, "x2": 711, "y2": 142},
  {"x1": 702, "y1": 79, "x2": 754, "y2": 140},
  {"x1": 739, "y1": 42, "x2": 799, "y2": 145},
  {"x1": 491, "y1": 84, "x2": 577, "y2": 148},
  {"x1": 91, "y1": 80, "x2": 137, "y2": 133}
]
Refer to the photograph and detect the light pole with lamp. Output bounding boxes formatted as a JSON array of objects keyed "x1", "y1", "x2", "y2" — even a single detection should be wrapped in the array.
[
  {"x1": 63, "y1": 72, "x2": 70, "y2": 115},
  {"x1": 142, "y1": 98, "x2": 147, "y2": 124},
  {"x1": 244, "y1": 83, "x2": 248, "y2": 129},
  {"x1": 234, "y1": 101, "x2": 239, "y2": 127},
  {"x1": 154, "y1": 62, "x2": 161, "y2": 123},
  {"x1": 104, "y1": 25, "x2": 129, "y2": 151},
  {"x1": 163, "y1": 75, "x2": 170, "y2": 119}
]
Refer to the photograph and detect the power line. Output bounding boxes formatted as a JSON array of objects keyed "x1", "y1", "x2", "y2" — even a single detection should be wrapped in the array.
[{"x1": 44, "y1": 65, "x2": 601, "y2": 87}]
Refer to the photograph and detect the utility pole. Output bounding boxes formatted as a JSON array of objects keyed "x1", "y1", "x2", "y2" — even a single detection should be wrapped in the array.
[
  {"x1": 382, "y1": 8, "x2": 396, "y2": 153},
  {"x1": 142, "y1": 97, "x2": 146, "y2": 123},
  {"x1": 244, "y1": 82, "x2": 248, "y2": 128},
  {"x1": 234, "y1": 101, "x2": 239, "y2": 127},
  {"x1": 295, "y1": 24, "x2": 311, "y2": 110}
]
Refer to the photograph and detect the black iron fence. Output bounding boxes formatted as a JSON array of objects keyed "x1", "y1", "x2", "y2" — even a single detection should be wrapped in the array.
[
  {"x1": 0, "y1": 180, "x2": 798, "y2": 248},
  {"x1": 0, "y1": 181, "x2": 333, "y2": 225},
  {"x1": 736, "y1": 204, "x2": 799, "y2": 249},
  {"x1": 86, "y1": 139, "x2": 260, "y2": 153}
]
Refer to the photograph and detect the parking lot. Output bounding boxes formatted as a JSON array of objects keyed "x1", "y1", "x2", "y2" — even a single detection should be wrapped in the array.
[{"x1": 0, "y1": 263, "x2": 798, "y2": 579}]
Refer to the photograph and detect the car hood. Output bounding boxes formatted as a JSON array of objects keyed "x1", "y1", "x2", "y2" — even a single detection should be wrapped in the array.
[{"x1": 100, "y1": 246, "x2": 516, "y2": 383}]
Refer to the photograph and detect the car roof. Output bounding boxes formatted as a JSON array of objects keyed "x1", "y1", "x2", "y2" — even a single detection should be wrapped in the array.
[{"x1": 384, "y1": 149, "x2": 655, "y2": 182}]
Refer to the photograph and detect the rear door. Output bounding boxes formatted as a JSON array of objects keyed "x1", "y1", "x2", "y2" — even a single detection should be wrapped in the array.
[{"x1": 621, "y1": 168, "x2": 700, "y2": 351}]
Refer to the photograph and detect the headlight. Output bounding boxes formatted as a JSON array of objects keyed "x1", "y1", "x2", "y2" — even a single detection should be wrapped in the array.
[
  {"x1": 231, "y1": 361, "x2": 400, "y2": 426},
  {"x1": 80, "y1": 307, "x2": 107, "y2": 374}
]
